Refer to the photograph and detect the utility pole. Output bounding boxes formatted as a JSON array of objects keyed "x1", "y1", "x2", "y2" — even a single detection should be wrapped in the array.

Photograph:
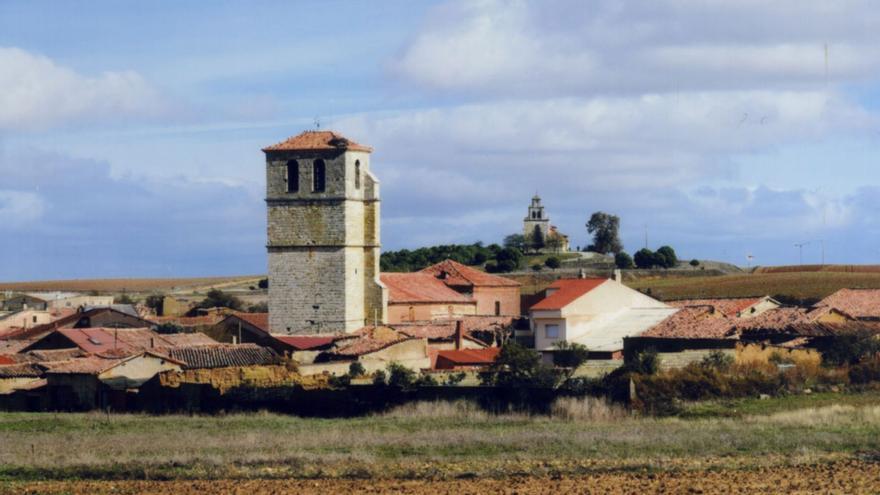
[{"x1": 794, "y1": 241, "x2": 810, "y2": 265}]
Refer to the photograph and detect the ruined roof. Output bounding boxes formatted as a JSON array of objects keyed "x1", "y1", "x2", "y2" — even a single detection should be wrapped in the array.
[
  {"x1": 529, "y1": 278, "x2": 607, "y2": 311},
  {"x1": 6, "y1": 349, "x2": 88, "y2": 364},
  {"x1": 271, "y1": 335, "x2": 338, "y2": 350},
  {"x1": 668, "y1": 298, "x2": 766, "y2": 318},
  {"x1": 41, "y1": 356, "x2": 124, "y2": 375},
  {"x1": 436, "y1": 347, "x2": 500, "y2": 366},
  {"x1": 380, "y1": 273, "x2": 474, "y2": 304},
  {"x1": 642, "y1": 307, "x2": 737, "y2": 339},
  {"x1": 330, "y1": 326, "x2": 417, "y2": 357},
  {"x1": 168, "y1": 344, "x2": 281, "y2": 370},
  {"x1": 262, "y1": 130, "x2": 372, "y2": 153},
  {"x1": 419, "y1": 259, "x2": 521, "y2": 288},
  {"x1": 816, "y1": 289, "x2": 880, "y2": 319}
]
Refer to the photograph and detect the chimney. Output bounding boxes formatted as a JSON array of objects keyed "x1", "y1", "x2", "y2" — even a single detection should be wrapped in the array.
[
  {"x1": 613, "y1": 269, "x2": 622, "y2": 283},
  {"x1": 454, "y1": 320, "x2": 464, "y2": 350},
  {"x1": 150, "y1": 337, "x2": 155, "y2": 349}
]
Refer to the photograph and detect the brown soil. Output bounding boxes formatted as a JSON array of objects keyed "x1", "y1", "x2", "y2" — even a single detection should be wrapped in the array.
[{"x1": 4, "y1": 460, "x2": 879, "y2": 494}]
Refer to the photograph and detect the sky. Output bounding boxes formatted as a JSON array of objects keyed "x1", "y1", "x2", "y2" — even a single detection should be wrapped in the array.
[{"x1": 1, "y1": 0, "x2": 880, "y2": 281}]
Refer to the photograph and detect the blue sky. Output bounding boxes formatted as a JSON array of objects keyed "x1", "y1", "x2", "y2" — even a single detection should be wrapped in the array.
[{"x1": 1, "y1": 0, "x2": 879, "y2": 280}]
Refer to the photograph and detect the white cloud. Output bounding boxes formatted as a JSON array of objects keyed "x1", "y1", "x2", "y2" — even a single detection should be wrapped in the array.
[
  {"x1": 392, "y1": 0, "x2": 880, "y2": 95},
  {"x1": 0, "y1": 47, "x2": 165, "y2": 130}
]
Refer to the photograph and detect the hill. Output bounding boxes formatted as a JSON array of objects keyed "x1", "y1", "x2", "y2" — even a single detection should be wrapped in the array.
[
  {"x1": 0, "y1": 276, "x2": 264, "y2": 295},
  {"x1": 627, "y1": 270, "x2": 880, "y2": 302}
]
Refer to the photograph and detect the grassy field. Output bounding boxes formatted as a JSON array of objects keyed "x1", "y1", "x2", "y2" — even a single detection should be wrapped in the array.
[
  {"x1": 1, "y1": 392, "x2": 879, "y2": 482},
  {"x1": 0, "y1": 276, "x2": 264, "y2": 294},
  {"x1": 626, "y1": 271, "x2": 880, "y2": 301}
]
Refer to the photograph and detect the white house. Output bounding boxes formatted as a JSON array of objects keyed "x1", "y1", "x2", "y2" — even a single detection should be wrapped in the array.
[{"x1": 529, "y1": 277, "x2": 676, "y2": 359}]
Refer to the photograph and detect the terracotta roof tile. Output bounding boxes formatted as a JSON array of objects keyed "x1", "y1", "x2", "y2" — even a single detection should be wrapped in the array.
[
  {"x1": 168, "y1": 344, "x2": 281, "y2": 370},
  {"x1": 1, "y1": 307, "x2": 155, "y2": 341},
  {"x1": 42, "y1": 356, "x2": 124, "y2": 375},
  {"x1": 419, "y1": 260, "x2": 520, "y2": 288},
  {"x1": 230, "y1": 313, "x2": 269, "y2": 332},
  {"x1": 642, "y1": 307, "x2": 736, "y2": 339},
  {"x1": 330, "y1": 327, "x2": 416, "y2": 357},
  {"x1": 668, "y1": 298, "x2": 765, "y2": 318},
  {"x1": 530, "y1": 278, "x2": 607, "y2": 311},
  {"x1": 262, "y1": 130, "x2": 372, "y2": 153},
  {"x1": 380, "y1": 273, "x2": 474, "y2": 304},
  {"x1": 816, "y1": 289, "x2": 880, "y2": 319},
  {"x1": 161, "y1": 333, "x2": 217, "y2": 346}
]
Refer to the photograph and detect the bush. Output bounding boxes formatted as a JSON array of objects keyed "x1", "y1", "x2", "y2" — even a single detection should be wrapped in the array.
[
  {"x1": 144, "y1": 294, "x2": 164, "y2": 312},
  {"x1": 191, "y1": 289, "x2": 243, "y2": 314},
  {"x1": 387, "y1": 362, "x2": 416, "y2": 389},
  {"x1": 544, "y1": 256, "x2": 561, "y2": 269},
  {"x1": 849, "y1": 357, "x2": 880, "y2": 384},
  {"x1": 821, "y1": 330, "x2": 880, "y2": 366},
  {"x1": 655, "y1": 246, "x2": 678, "y2": 268},
  {"x1": 372, "y1": 370, "x2": 387, "y2": 386},
  {"x1": 247, "y1": 302, "x2": 268, "y2": 313},
  {"x1": 689, "y1": 259, "x2": 700, "y2": 267},
  {"x1": 634, "y1": 248, "x2": 655, "y2": 269},
  {"x1": 444, "y1": 372, "x2": 467, "y2": 386},
  {"x1": 154, "y1": 323, "x2": 185, "y2": 334},
  {"x1": 114, "y1": 294, "x2": 135, "y2": 305},
  {"x1": 480, "y1": 341, "x2": 560, "y2": 388},
  {"x1": 700, "y1": 350, "x2": 734, "y2": 371},
  {"x1": 495, "y1": 259, "x2": 517, "y2": 273},
  {"x1": 627, "y1": 349, "x2": 660, "y2": 375},
  {"x1": 414, "y1": 373, "x2": 439, "y2": 387},
  {"x1": 349, "y1": 361, "x2": 366, "y2": 377},
  {"x1": 531, "y1": 264, "x2": 543, "y2": 272},
  {"x1": 328, "y1": 373, "x2": 351, "y2": 388},
  {"x1": 552, "y1": 341, "x2": 590, "y2": 379},
  {"x1": 257, "y1": 278, "x2": 269, "y2": 289}
]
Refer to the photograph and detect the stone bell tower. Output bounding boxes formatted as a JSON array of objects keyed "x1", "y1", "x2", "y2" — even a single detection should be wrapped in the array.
[
  {"x1": 262, "y1": 130, "x2": 387, "y2": 334},
  {"x1": 523, "y1": 194, "x2": 550, "y2": 239}
]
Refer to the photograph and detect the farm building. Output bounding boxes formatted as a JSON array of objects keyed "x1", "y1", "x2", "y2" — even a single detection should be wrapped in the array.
[
  {"x1": 1, "y1": 292, "x2": 114, "y2": 312},
  {"x1": 529, "y1": 276, "x2": 675, "y2": 360},
  {"x1": 304, "y1": 326, "x2": 430, "y2": 375},
  {"x1": 418, "y1": 260, "x2": 521, "y2": 317}
]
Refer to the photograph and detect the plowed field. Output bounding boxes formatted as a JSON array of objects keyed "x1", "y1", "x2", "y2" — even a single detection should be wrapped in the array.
[{"x1": 4, "y1": 460, "x2": 879, "y2": 494}]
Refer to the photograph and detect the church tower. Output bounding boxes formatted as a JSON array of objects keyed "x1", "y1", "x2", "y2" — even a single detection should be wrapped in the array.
[
  {"x1": 262, "y1": 131, "x2": 387, "y2": 334},
  {"x1": 523, "y1": 194, "x2": 550, "y2": 239}
]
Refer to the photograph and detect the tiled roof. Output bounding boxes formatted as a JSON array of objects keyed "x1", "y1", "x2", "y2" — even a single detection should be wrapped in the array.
[
  {"x1": 161, "y1": 333, "x2": 217, "y2": 346},
  {"x1": 642, "y1": 307, "x2": 736, "y2": 339},
  {"x1": 2, "y1": 307, "x2": 155, "y2": 341},
  {"x1": 394, "y1": 316, "x2": 513, "y2": 341},
  {"x1": 530, "y1": 278, "x2": 607, "y2": 311},
  {"x1": 271, "y1": 335, "x2": 338, "y2": 350},
  {"x1": 42, "y1": 356, "x2": 124, "y2": 375},
  {"x1": 380, "y1": 273, "x2": 474, "y2": 304},
  {"x1": 436, "y1": 347, "x2": 500, "y2": 365},
  {"x1": 168, "y1": 344, "x2": 281, "y2": 370},
  {"x1": 668, "y1": 298, "x2": 764, "y2": 318},
  {"x1": 331, "y1": 327, "x2": 416, "y2": 357},
  {"x1": 0, "y1": 339, "x2": 35, "y2": 355},
  {"x1": 262, "y1": 130, "x2": 372, "y2": 153},
  {"x1": 816, "y1": 289, "x2": 880, "y2": 319},
  {"x1": 6, "y1": 349, "x2": 88, "y2": 364},
  {"x1": 46, "y1": 327, "x2": 180, "y2": 355},
  {"x1": 0, "y1": 355, "x2": 13, "y2": 365},
  {"x1": 0, "y1": 363, "x2": 44, "y2": 378},
  {"x1": 152, "y1": 315, "x2": 222, "y2": 326},
  {"x1": 420, "y1": 260, "x2": 521, "y2": 288},
  {"x1": 230, "y1": 312, "x2": 269, "y2": 332}
]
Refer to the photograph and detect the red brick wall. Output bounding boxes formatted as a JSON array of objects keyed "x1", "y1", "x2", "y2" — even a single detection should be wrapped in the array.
[{"x1": 473, "y1": 286, "x2": 521, "y2": 316}]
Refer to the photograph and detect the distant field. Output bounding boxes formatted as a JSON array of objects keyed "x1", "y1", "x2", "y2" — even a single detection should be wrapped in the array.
[
  {"x1": 0, "y1": 276, "x2": 264, "y2": 294},
  {"x1": 755, "y1": 264, "x2": 880, "y2": 274},
  {"x1": 627, "y1": 270, "x2": 880, "y2": 301}
]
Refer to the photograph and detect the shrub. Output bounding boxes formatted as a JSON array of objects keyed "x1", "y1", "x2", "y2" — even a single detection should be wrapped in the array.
[
  {"x1": 531, "y1": 264, "x2": 543, "y2": 272},
  {"x1": 372, "y1": 370, "x2": 387, "y2": 386},
  {"x1": 154, "y1": 323, "x2": 185, "y2": 334},
  {"x1": 849, "y1": 357, "x2": 880, "y2": 384},
  {"x1": 386, "y1": 362, "x2": 416, "y2": 389},
  {"x1": 700, "y1": 350, "x2": 734, "y2": 371},
  {"x1": 414, "y1": 373, "x2": 439, "y2": 387},
  {"x1": 689, "y1": 259, "x2": 700, "y2": 267},
  {"x1": 552, "y1": 341, "x2": 590, "y2": 380},
  {"x1": 544, "y1": 256, "x2": 561, "y2": 269},
  {"x1": 821, "y1": 330, "x2": 880, "y2": 366},
  {"x1": 114, "y1": 294, "x2": 135, "y2": 305},
  {"x1": 349, "y1": 361, "x2": 366, "y2": 377},
  {"x1": 627, "y1": 349, "x2": 660, "y2": 375},
  {"x1": 328, "y1": 373, "x2": 351, "y2": 388},
  {"x1": 444, "y1": 372, "x2": 467, "y2": 386},
  {"x1": 480, "y1": 341, "x2": 560, "y2": 388},
  {"x1": 257, "y1": 278, "x2": 269, "y2": 289}
]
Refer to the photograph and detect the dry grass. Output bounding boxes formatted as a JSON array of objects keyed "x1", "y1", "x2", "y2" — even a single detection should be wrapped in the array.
[
  {"x1": 1, "y1": 398, "x2": 879, "y2": 481},
  {"x1": 0, "y1": 276, "x2": 263, "y2": 294}
]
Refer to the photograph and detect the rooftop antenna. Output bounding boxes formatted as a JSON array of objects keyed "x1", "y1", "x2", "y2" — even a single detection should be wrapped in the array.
[{"x1": 314, "y1": 116, "x2": 321, "y2": 129}]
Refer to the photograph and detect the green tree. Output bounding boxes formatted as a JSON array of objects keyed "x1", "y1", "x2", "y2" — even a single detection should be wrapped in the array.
[
  {"x1": 192, "y1": 289, "x2": 243, "y2": 313},
  {"x1": 144, "y1": 295, "x2": 164, "y2": 315},
  {"x1": 544, "y1": 256, "x2": 561, "y2": 269},
  {"x1": 257, "y1": 278, "x2": 269, "y2": 289},
  {"x1": 387, "y1": 362, "x2": 417, "y2": 389},
  {"x1": 634, "y1": 248, "x2": 655, "y2": 269},
  {"x1": 531, "y1": 264, "x2": 543, "y2": 272},
  {"x1": 655, "y1": 246, "x2": 678, "y2": 269},
  {"x1": 531, "y1": 225, "x2": 545, "y2": 252},
  {"x1": 615, "y1": 252, "x2": 634, "y2": 269},
  {"x1": 348, "y1": 361, "x2": 366, "y2": 377},
  {"x1": 480, "y1": 341, "x2": 560, "y2": 388},
  {"x1": 114, "y1": 293, "x2": 135, "y2": 305},
  {"x1": 689, "y1": 259, "x2": 700, "y2": 268},
  {"x1": 552, "y1": 341, "x2": 590, "y2": 380},
  {"x1": 503, "y1": 234, "x2": 527, "y2": 252},
  {"x1": 586, "y1": 212, "x2": 623, "y2": 254},
  {"x1": 545, "y1": 234, "x2": 563, "y2": 253}
]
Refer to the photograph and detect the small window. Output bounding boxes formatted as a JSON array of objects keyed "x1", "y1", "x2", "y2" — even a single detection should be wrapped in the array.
[
  {"x1": 545, "y1": 324, "x2": 560, "y2": 339},
  {"x1": 494, "y1": 301, "x2": 501, "y2": 316},
  {"x1": 354, "y1": 160, "x2": 361, "y2": 189},
  {"x1": 286, "y1": 160, "x2": 299, "y2": 193},
  {"x1": 313, "y1": 159, "x2": 326, "y2": 192}
]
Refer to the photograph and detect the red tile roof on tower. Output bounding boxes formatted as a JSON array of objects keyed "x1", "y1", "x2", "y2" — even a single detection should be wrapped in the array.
[
  {"x1": 380, "y1": 273, "x2": 474, "y2": 304},
  {"x1": 816, "y1": 289, "x2": 880, "y2": 319},
  {"x1": 530, "y1": 278, "x2": 608, "y2": 311},
  {"x1": 262, "y1": 130, "x2": 372, "y2": 153},
  {"x1": 419, "y1": 260, "x2": 521, "y2": 288},
  {"x1": 668, "y1": 298, "x2": 764, "y2": 318}
]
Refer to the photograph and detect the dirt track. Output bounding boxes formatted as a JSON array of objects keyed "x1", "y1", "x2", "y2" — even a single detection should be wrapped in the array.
[{"x1": 4, "y1": 460, "x2": 879, "y2": 494}]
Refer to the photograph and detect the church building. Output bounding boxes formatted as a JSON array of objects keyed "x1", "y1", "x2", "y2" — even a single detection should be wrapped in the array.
[
  {"x1": 523, "y1": 195, "x2": 570, "y2": 253},
  {"x1": 262, "y1": 131, "x2": 387, "y2": 334}
]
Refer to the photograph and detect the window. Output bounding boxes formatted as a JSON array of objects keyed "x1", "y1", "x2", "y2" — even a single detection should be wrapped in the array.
[
  {"x1": 354, "y1": 160, "x2": 361, "y2": 189},
  {"x1": 286, "y1": 160, "x2": 299, "y2": 193},
  {"x1": 544, "y1": 324, "x2": 560, "y2": 339},
  {"x1": 494, "y1": 301, "x2": 501, "y2": 316},
  {"x1": 313, "y1": 159, "x2": 326, "y2": 192}
]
